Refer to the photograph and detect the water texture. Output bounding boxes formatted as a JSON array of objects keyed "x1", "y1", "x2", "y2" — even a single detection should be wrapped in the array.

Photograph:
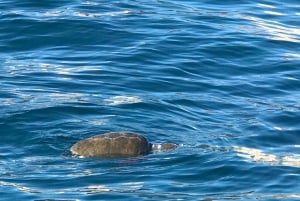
[{"x1": 0, "y1": 0, "x2": 300, "y2": 200}]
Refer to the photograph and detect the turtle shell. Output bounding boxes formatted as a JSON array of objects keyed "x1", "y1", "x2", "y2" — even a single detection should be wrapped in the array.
[{"x1": 70, "y1": 132, "x2": 151, "y2": 158}]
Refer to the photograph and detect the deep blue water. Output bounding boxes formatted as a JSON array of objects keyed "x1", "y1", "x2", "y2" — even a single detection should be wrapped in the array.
[{"x1": 1, "y1": 0, "x2": 300, "y2": 200}]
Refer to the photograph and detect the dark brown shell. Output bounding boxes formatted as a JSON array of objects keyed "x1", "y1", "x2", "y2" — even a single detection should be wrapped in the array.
[{"x1": 70, "y1": 132, "x2": 150, "y2": 158}]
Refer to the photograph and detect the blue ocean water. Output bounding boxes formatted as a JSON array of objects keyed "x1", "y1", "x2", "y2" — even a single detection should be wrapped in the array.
[{"x1": 1, "y1": 0, "x2": 300, "y2": 200}]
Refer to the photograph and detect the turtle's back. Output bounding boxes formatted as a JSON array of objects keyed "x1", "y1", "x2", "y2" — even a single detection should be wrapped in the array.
[{"x1": 70, "y1": 132, "x2": 150, "y2": 158}]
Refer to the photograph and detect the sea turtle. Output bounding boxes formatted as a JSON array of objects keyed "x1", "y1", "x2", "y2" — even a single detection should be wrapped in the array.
[{"x1": 70, "y1": 132, "x2": 177, "y2": 158}]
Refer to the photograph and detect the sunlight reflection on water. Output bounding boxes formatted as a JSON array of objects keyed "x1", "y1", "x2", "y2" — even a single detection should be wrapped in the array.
[
  {"x1": 104, "y1": 95, "x2": 143, "y2": 106},
  {"x1": 234, "y1": 146, "x2": 300, "y2": 168}
]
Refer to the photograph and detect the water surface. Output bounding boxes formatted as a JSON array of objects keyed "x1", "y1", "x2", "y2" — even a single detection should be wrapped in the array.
[{"x1": 1, "y1": 0, "x2": 300, "y2": 200}]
